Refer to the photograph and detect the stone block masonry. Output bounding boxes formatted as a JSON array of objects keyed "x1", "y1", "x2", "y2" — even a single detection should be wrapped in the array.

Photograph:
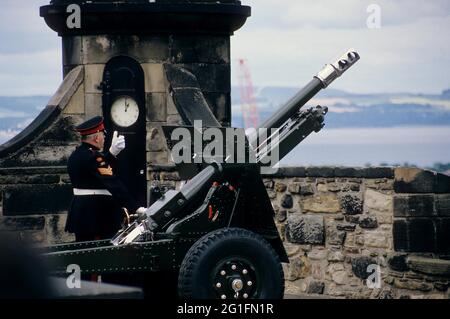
[
  {"x1": 0, "y1": 167, "x2": 74, "y2": 244},
  {"x1": 262, "y1": 166, "x2": 450, "y2": 299},
  {"x1": 393, "y1": 169, "x2": 450, "y2": 254}
]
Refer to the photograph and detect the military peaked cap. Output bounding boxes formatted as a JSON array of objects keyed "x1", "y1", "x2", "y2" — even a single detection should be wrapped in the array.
[{"x1": 75, "y1": 116, "x2": 105, "y2": 136}]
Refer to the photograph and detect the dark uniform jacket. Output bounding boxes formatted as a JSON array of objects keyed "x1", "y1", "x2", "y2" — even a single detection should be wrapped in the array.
[{"x1": 65, "y1": 142, "x2": 138, "y2": 239}]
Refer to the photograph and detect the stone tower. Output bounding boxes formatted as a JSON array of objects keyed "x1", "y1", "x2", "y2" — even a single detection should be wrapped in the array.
[{"x1": 0, "y1": 0, "x2": 250, "y2": 243}]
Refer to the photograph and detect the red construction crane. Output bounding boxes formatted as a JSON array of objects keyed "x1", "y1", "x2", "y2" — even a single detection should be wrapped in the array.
[{"x1": 236, "y1": 58, "x2": 260, "y2": 129}]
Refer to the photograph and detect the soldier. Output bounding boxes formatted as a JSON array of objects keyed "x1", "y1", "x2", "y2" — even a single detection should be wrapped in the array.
[{"x1": 65, "y1": 116, "x2": 146, "y2": 242}]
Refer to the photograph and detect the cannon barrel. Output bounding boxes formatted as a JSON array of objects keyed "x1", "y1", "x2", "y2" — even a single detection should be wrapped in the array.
[{"x1": 255, "y1": 49, "x2": 360, "y2": 134}]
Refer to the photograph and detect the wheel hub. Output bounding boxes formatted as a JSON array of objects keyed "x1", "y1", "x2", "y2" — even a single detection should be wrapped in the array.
[
  {"x1": 231, "y1": 279, "x2": 243, "y2": 291},
  {"x1": 213, "y1": 260, "x2": 257, "y2": 299}
]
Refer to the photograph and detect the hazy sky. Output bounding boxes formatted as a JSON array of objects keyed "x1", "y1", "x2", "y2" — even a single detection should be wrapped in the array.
[{"x1": 0, "y1": 0, "x2": 449, "y2": 96}]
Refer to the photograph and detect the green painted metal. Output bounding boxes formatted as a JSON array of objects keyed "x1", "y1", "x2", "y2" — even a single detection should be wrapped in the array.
[{"x1": 44, "y1": 238, "x2": 196, "y2": 275}]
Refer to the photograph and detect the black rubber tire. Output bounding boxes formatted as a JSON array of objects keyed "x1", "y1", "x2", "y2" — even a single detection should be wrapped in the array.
[{"x1": 178, "y1": 227, "x2": 284, "y2": 299}]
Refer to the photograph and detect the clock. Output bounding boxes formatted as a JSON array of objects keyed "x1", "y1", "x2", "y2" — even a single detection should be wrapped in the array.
[{"x1": 110, "y1": 96, "x2": 140, "y2": 127}]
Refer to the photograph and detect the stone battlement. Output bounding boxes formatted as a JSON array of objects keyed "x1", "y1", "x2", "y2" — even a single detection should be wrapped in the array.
[{"x1": 260, "y1": 166, "x2": 450, "y2": 299}]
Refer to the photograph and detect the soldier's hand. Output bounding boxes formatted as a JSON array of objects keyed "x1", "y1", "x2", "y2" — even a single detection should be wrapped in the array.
[
  {"x1": 109, "y1": 131, "x2": 126, "y2": 156},
  {"x1": 129, "y1": 207, "x2": 147, "y2": 222},
  {"x1": 136, "y1": 207, "x2": 147, "y2": 219},
  {"x1": 136, "y1": 207, "x2": 147, "y2": 214}
]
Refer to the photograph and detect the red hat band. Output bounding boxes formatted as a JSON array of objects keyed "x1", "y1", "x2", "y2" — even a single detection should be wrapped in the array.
[{"x1": 77, "y1": 123, "x2": 105, "y2": 136}]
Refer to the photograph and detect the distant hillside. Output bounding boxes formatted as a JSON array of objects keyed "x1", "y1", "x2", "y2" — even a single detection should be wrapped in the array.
[
  {"x1": 1, "y1": 88, "x2": 450, "y2": 144},
  {"x1": 0, "y1": 96, "x2": 49, "y2": 144},
  {"x1": 231, "y1": 87, "x2": 450, "y2": 128},
  {"x1": 0, "y1": 96, "x2": 48, "y2": 130}
]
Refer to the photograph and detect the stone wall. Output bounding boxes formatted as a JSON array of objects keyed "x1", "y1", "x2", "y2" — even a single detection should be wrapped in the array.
[
  {"x1": 0, "y1": 165, "x2": 449, "y2": 299},
  {"x1": 0, "y1": 67, "x2": 86, "y2": 244},
  {"x1": 263, "y1": 166, "x2": 450, "y2": 299},
  {"x1": 63, "y1": 34, "x2": 231, "y2": 125},
  {"x1": 0, "y1": 167, "x2": 74, "y2": 244}
]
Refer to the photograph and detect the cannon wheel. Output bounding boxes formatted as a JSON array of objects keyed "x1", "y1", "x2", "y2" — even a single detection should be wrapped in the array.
[{"x1": 178, "y1": 227, "x2": 284, "y2": 299}]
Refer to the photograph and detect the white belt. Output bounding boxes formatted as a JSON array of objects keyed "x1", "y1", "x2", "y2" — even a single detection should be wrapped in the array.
[{"x1": 73, "y1": 188, "x2": 112, "y2": 196}]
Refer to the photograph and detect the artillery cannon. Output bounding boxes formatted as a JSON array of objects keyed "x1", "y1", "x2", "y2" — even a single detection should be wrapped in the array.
[{"x1": 41, "y1": 49, "x2": 360, "y2": 299}]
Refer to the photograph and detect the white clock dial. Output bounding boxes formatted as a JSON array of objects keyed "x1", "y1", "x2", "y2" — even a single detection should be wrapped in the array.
[{"x1": 110, "y1": 96, "x2": 139, "y2": 127}]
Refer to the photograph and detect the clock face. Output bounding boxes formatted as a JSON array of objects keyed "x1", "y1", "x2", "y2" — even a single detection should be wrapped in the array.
[{"x1": 110, "y1": 96, "x2": 139, "y2": 127}]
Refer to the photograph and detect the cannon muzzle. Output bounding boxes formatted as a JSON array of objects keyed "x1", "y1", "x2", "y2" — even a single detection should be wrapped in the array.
[
  {"x1": 315, "y1": 49, "x2": 360, "y2": 88},
  {"x1": 247, "y1": 49, "x2": 360, "y2": 165},
  {"x1": 254, "y1": 49, "x2": 360, "y2": 136}
]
